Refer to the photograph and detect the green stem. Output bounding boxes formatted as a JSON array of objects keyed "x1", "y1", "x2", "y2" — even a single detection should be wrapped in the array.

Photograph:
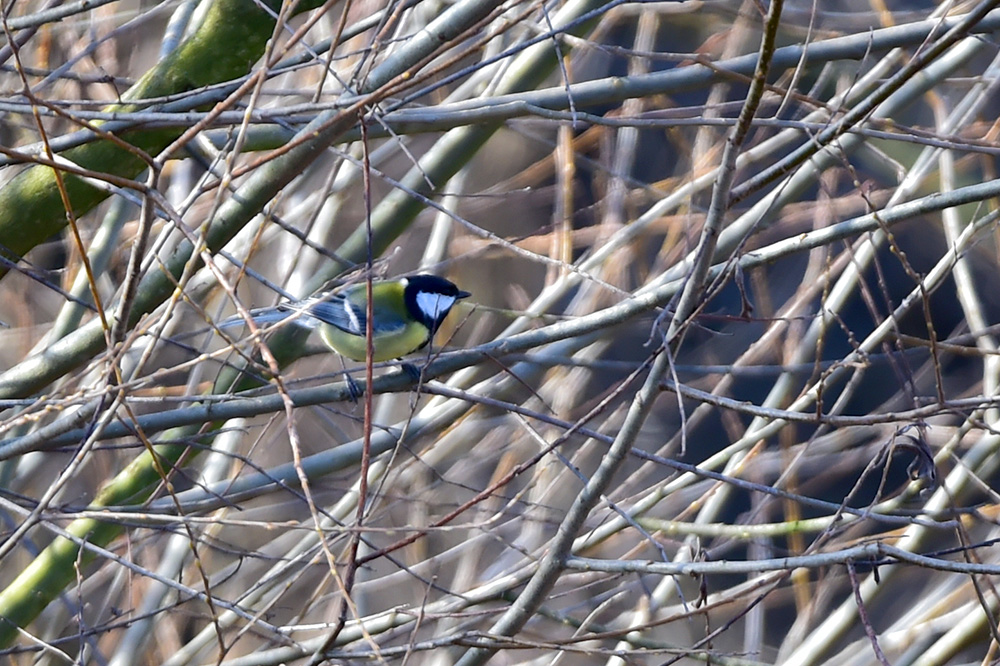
[{"x1": 0, "y1": 0, "x2": 323, "y2": 273}]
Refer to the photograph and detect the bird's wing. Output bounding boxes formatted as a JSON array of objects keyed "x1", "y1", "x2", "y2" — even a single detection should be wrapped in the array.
[{"x1": 295, "y1": 295, "x2": 408, "y2": 336}]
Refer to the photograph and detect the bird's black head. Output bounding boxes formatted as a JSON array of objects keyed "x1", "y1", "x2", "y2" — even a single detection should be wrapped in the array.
[{"x1": 403, "y1": 274, "x2": 471, "y2": 331}]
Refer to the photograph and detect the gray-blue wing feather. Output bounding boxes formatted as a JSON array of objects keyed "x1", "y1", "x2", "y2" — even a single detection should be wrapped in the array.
[
  {"x1": 296, "y1": 298, "x2": 364, "y2": 335},
  {"x1": 216, "y1": 298, "x2": 362, "y2": 333},
  {"x1": 299, "y1": 295, "x2": 408, "y2": 335},
  {"x1": 217, "y1": 292, "x2": 405, "y2": 335}
]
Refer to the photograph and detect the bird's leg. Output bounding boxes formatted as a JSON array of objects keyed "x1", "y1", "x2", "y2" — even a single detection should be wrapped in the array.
[{"x1": 338, "y1": 355, "x2": 362, "y2": 402}]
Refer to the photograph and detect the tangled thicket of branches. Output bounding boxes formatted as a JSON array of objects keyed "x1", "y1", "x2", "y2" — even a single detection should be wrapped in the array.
[{"x1": 3, "y1": 0, "x2": 1000, "y2": 664}]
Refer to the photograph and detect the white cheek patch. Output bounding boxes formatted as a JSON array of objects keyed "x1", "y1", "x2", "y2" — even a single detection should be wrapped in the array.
[{"x1": 416, "y1": 292, "x2": 456, "y2": 322}]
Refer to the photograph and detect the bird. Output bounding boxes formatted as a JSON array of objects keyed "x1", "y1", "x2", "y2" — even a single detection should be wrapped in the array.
[{"x1": 274, "y1": 274, "x2": 470, "y2": 362}]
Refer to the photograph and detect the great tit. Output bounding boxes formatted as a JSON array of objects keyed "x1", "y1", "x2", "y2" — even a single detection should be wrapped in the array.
[{"x1": 276, "y1": 274, "x2": 470, "y2": 362}]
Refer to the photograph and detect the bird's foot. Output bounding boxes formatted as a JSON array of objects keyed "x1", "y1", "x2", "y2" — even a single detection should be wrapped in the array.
[
  {"x1": 344, "y1": 373, "x2": 362, "y2": 402},
  {"x1": 400, "y1": 362, "x2": 423, "y2": 382}
]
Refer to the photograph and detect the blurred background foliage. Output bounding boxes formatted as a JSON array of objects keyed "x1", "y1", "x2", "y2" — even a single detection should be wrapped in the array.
[{"x1": 2, "y1": 0, "x2": 1000, "y2": 664}]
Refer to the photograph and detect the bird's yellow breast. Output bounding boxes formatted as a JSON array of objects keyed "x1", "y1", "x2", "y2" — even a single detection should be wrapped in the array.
[{"x1": 318, "y1": 321, "x2": 431, "y2": 362}]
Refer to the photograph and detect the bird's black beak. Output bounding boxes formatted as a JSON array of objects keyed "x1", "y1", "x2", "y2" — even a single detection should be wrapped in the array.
[{"x1": 457, "y1": 290, "x2": 471, "y2": 300}]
